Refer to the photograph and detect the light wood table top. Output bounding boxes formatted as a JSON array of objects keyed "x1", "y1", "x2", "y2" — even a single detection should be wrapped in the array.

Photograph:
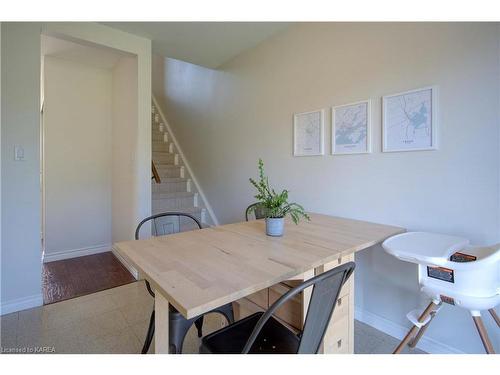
[{"x1": 113, "y1": 213, "x2": 404, "y2": 319}]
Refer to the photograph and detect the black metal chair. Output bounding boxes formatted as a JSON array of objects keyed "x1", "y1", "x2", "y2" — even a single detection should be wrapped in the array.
[
  {"x1": 199, "y1": 261, "x2": 355, "y2": 354},
  {"x1": 245, "y1": 202, "x2": 267, "y2": 221},
  {"x1": 135, "y1": 212, "x2": 234, "y2": 354}
]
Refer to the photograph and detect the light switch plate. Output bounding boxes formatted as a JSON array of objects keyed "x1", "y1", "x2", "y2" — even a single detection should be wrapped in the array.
[{"x1": 14, "y1": 145, "x2": 25, "y2": 161}]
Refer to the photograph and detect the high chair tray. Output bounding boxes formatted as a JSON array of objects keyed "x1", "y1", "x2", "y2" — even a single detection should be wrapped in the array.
[{"x1": 382, "y1": 232, "x2": 469, "y2": 266}]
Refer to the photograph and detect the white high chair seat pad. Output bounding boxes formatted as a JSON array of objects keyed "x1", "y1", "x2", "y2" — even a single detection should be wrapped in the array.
[{"x1": 382, "y1": 232, "x2": 469, "y2": 266}]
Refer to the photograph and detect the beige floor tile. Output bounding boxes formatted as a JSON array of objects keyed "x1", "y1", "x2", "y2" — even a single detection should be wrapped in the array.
[
  {"x1": 0, "y1": 312, "x2": 18, "y2": 340},
  {"x1": 7, "y1": 283, "x2": 424, "y2": 355},
  {"x1": 16, "y1": 327, "x2": 62, "y2": 354},
  {"x1": 129, "y1": 319, "x2": 150, "y2": 344},
  {"x1": 67, "y1": 293, "x2": 119, "y2": 320},
  {"x1": 113, "y1": 281, "x2": 144, "y2": 293},
  {"x1": 18, "y1": 304, "x2": 78, "y2": 335},
  {"x1": 71, "y1": 309, "x2": 129, "y2": 341},
  {"x1": 119, "y1": 300, "x2": 154, "y2": 325},
  {"x1": 15, "y1": 302, "x2": 121, "y2": 353},
  {"x1": 17, "y1": 308, "x2": 47, "y2": 338},
  {"x1": 354, "y1": 320, "x2": 426, "y2": 354},
  {"x1": 16, "y1": 315, "x2": 124, "y2": 354},
  {"x1": 0, "y1": 311, "x2": 19, "y2": 325},
  {"x1": 0, "y1": 314, "x2": 18, "y2": 352},
  {"x1": 110, "y1": 285, "x2": 152, "y2": 309},
  {"x1": 81, "y1": 330, "x2": 141, "y2": 354}
]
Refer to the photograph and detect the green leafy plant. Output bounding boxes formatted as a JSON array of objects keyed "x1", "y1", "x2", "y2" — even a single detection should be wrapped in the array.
[{"x1": 249, "y1": 159, "x2": 310, "y2": 224}]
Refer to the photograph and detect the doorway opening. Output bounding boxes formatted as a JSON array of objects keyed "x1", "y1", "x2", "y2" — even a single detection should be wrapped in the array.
[{"x1": 40, "y1": 34, "x2": 138, "y2": 304}]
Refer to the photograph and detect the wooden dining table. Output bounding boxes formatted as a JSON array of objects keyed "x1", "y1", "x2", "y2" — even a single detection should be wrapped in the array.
[{"x1": 113, "y1": 213, "x2": 404, "y2": 354}]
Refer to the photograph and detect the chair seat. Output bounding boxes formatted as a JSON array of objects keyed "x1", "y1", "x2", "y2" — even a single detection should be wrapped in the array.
[{"x1": 200, "y1": 312, "x2": 300, "y2": 354}]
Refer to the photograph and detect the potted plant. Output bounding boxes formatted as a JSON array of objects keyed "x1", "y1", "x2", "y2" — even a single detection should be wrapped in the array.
[{"x1": 249, "y1": 159, "x2": 310, "y2": 236}]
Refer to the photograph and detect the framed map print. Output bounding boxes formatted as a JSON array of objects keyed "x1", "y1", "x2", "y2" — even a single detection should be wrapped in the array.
[
  {"x1": 293, "y1": 109, "x2": 324, "y2": 156},
  {"x1": 383, "y1": 86, "x2": 438, "y2": 152},
  {"x1": 332, "y1": 100, "x2": 371, "y2": 155}
]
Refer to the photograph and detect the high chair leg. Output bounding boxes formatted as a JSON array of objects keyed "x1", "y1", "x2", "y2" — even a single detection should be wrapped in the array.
[
  {"x1": 393, "y1": 301, "x2": 437, "y2": 354},
  {"x1": 409, "y1": 308, "x2": 438, "y2": 348},
  {"x1": 488, "y1": 309, "x2": 500, "y2": 327},
  {"x1": 472, "y1": 315, "x2": 495, "y2": 354}
]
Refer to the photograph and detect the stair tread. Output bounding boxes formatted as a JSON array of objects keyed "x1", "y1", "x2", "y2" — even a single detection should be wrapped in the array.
[
  {"x1": 153, "y1": 177, "x2": 189, "y2": 182},
  {"x1": 152, "y1": 206, "x2": 203, "y2": 215},
  {"x1": 155, "y1": 164, "x2": 180, "y2": 169},
  {"x1": 153, "y1": 192, "x2": 195, "y2": 199},
  {"x1": 154, "y1": 164, "x2": 177, "y2": 169}
]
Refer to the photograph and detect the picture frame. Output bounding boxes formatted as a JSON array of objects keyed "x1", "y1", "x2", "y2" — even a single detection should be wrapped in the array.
[
  {"x1": 382, "y1": 86, "x2": 438, "y2": 152},
  {"x1": 293, "y1": 109, "x2": 325, "y2": 156},
  {"x1": 332, "y1": 100, "x2": 371, "y2": 155}
]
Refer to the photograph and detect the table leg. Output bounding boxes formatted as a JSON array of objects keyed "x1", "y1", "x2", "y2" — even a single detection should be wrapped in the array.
[{"x1": 155, "y1": 292, "x2": 170, "y2": 354}]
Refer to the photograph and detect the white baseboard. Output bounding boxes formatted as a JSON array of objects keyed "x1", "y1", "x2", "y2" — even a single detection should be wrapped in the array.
[
  {"x1": 1, "y1": 293, "x2": 43, "y2": 315},
  {"x1": 355, "y1": 307, "x2": 464, "y2": 354},
  {"x1": 43, "y1": 244, "x2": 111, "y2": 263},
  {"x1": 112, "y1": 247, "x2": 139, "y2": 280}
]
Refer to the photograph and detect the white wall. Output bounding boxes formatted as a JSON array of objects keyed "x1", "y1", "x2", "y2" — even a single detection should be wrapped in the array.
[
  {"x1": 1, "y1": 23, "x2": 43, "y2": 313},
  {"x1": 112, "y1": 56, "x2": 138, "y2": 243},
  {"x1": 42, "y1": 23, "x2": 152, "y2": 233},
  {"x1": 43, "y1": 56, "x2": 112, "y2": 261},
  {"x1": 1, "y1": 22, "x2": 151, "y2": 315},
  {"x1": 153, "y1": 23, "x2": 500, "y2": 353},
  {"x1": 0, "y1": 22, "x2": 3, "y2": 312}
]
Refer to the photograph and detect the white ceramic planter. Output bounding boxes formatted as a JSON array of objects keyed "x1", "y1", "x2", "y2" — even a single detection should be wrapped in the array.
[{"x1": 266, "y1": 217, "x2": 285, "y2": 237}]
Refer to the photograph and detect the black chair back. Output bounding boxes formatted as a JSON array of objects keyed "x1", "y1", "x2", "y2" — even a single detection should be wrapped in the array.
[
  {"x1": 242, "y1": 261, "x2": 355, "y2": 354},
  {"x1": 245, "y1": 203, "x2": 267, "y2": 221},
  {"x1": 134, "y1": 212, "x2": 202, "y2": 298},
  {"x1": 135, "y1": 211, "x2": 202, "y2": 240}
]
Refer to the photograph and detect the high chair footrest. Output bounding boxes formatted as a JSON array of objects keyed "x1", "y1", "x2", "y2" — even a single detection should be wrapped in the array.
[{"x1": 407, "y1": 309, "x2": 432, "y2": 328}]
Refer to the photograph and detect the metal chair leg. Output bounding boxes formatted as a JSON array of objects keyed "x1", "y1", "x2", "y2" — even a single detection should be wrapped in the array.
[
  {"x1": 141, "y1": 309, "x2": 155, "y2": 354},
  {"x1": 472, "y1": 314, "x2": 495, "y2": 354},
  {"x1": 195, "y1": 316, "x2": 204, "y2": 338},
  {"x1": 215, "y1": 303, "x2": 235, "y2": 324},
  {"x1": 488, "y1": 309, "x2": 500, "y2": 327},
  {"x1": 143, "y1": 303, "x2": 234, "y2": 354},
  {"x1": 393, "y1": 301, "x2": 437, "y2": 354}
]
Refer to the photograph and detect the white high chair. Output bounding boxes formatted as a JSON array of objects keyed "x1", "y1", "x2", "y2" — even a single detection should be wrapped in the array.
[{"x1": 382, "y1": 232, "x2": 500, "y2": 354}]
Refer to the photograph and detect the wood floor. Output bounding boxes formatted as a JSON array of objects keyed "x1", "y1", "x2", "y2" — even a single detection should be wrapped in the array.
[{"x1": 42, "y1": 252, "x2": 135, "y2": 305}]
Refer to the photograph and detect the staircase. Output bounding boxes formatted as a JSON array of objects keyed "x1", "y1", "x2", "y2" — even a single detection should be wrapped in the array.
[{"x1": 151, "y1": 102, "x2": 207, "y2": 226}]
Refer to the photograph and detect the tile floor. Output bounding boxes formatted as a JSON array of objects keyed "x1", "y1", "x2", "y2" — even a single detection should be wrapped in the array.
[{"x1": 0, "y1": 281, "x2": 425, "y2": 354}]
